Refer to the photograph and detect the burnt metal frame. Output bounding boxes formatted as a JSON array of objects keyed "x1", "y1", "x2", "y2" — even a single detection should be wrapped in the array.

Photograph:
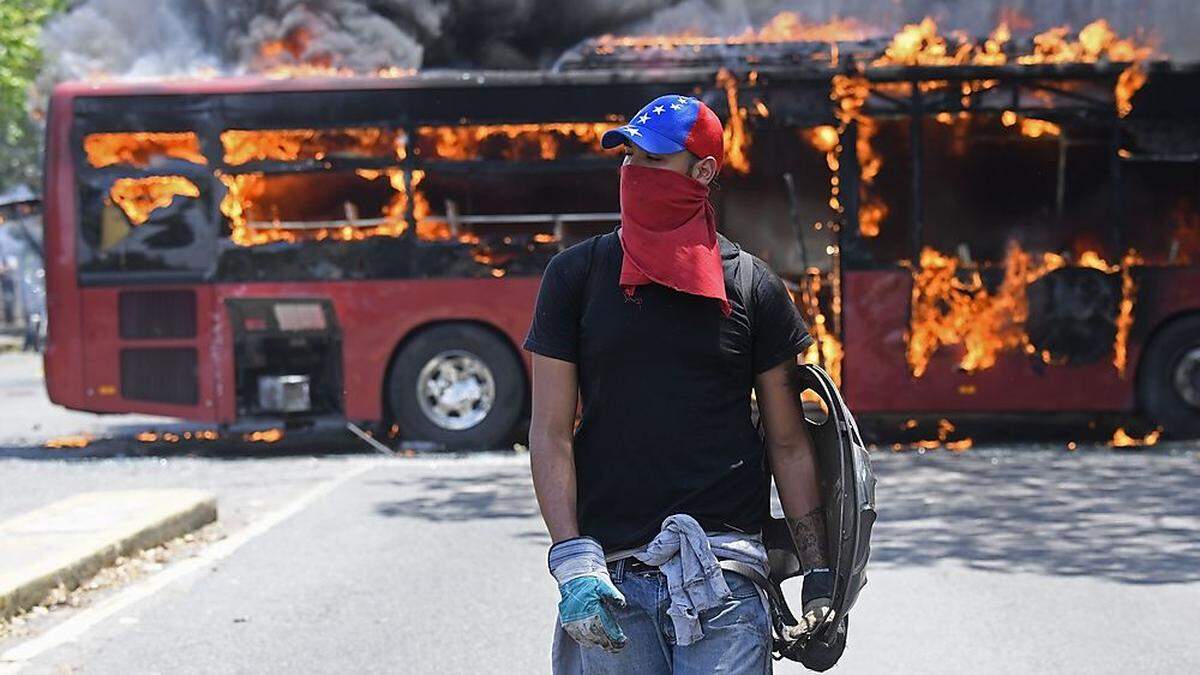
[
  {"x1": 835, "y1": 65, "x2": 1130, "y2": 269},
  {"x1": 67, "y1": 62, "x2": 1155, "y2": 285}
]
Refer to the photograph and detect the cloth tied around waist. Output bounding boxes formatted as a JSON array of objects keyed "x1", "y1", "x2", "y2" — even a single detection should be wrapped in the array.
[{"x1": 629, "y1": 514, "x2": 768, "y2": 647}]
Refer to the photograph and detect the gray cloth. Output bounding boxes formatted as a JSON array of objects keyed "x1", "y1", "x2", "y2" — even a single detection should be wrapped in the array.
[
  {"x1": 551, "y1": 516, "x2": 769, "y2": 673},
  {"x1": 632, "y1": 515, "x2": 767, "y2": 646}
]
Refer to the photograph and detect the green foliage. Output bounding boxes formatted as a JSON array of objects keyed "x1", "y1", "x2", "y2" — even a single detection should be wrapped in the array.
[{"x1": 0, "y1": 0, "x2": 67, "y2": 192}]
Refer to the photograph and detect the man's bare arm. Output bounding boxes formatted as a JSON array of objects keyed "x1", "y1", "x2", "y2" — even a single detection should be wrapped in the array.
[
  {"x1": 756, "y1": 359, "x2": 830, "y2": 571},
  {"x1": 528, "y1": 353, "x2": 582, "y2": 543}
]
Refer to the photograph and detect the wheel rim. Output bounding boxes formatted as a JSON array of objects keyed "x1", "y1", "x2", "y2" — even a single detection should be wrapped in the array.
[
  {"x1": 1173, "y1": 346, "x2": 1200, "y2": 409},
  {"x1": 415, "y1": 350, "x2": 496, "y2": 430}
]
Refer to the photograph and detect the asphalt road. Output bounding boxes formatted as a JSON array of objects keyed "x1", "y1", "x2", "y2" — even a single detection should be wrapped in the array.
[
  {"x1": 1, "y1": 449, "x2": 1197, "y2": 674},
  {"x1": 2, "y1": 352, "x2": 1199, "y2": 673}
]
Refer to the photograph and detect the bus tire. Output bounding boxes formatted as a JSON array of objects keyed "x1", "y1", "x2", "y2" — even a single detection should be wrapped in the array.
[
  {"x1": 386, "y1": 323, "x2": 524, "y2": 450},
  {"x1": 1137, "y1": 314, "x2": 1200, "y2": 439}
]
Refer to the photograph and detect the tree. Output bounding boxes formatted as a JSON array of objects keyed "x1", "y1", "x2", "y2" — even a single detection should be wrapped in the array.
[{"x1": 0, "y1": 0, "x2": 66, "y2": 192}]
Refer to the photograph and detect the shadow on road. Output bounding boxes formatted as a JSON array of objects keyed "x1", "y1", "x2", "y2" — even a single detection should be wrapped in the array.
[
  {"x1": 367, "y1": 449, "x2": 1200, "y2": 584},
  {"x1": 372, "y1": 469, "x2": 539, "y2": 522},
  {"x1": 872, "y1": 451, "x2": 1200, "y2": 584}
]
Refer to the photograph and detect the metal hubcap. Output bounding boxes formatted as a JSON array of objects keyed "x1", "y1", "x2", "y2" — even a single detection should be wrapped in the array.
[
  {"x1": 416, "y1": 350, "x2": 495, "y2": 430},
  {"x1": 1174, "y1": 346, "x2": 1200, "y2": 409}
]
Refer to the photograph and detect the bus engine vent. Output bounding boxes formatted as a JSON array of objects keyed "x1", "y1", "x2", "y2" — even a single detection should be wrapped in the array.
[
  {"x1": 119, "y1": 290, "x2": 197, "y2": 339},
  {"x1": 120, "y1": 347, "x2": 199, "y2": 405}
]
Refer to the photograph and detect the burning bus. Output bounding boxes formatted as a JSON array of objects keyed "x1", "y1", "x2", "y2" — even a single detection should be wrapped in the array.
[{"x1": 42, "y1": 18, "x2": 1200, "y2": 447}]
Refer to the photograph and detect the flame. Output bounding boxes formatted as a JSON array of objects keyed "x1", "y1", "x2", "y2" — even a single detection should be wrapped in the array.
[
  {"x1": 1113, "y1": 250, "x2": 1143, "y2": 376},
  {"x1": 907, "y1": 243, "x2": 1142, "y2": 378},
  {"x1": 798, "y1": 268, "x2": 844, "y2": 386},
  {"x1": 243, "y1": 428, "x2": 284, "y2": 443},
  {"x1": 872, "y1": 17, "x2": 1150, "y2": 120},
  {"x1": 416, "y1": 123, "x2": 608, "y2": 161},
  {"x1": 876, "y1": 17, "x2": 960, "y2": 66},
  {"x1": 222, "y1": 127, "x2": 405, "y2": 165},
  {"x1": 1110, "y1": 426, "x2": 1161, "y2": 447},
  {"x1": 1000, "y1": 110, "x2": 1065, "y2": 139},
  {"x1": 213, "y1": 123, "x2": 608, "y2": 247},
  {"x1": 1115, "y1": 63, "x2": 1146, "y2": 118},
  {"x1": 907, "y1": 243, "x2": 1061, "y2": 377},
  {"x1": 804, "y1": 125, "x2": 840, "y2": 154},
  {"x1": 594, "y1": 12, "x2": 874, "y2": 50},
  {"x1": 254, "y1": 25, "x2": 417, "y2": 79},
  {"x1": 751, "y1": 13, "x2": 874, "y2": 43},
  {"x1": 84, "y1": 132, "x2": 206, "y2": 168},
  {"x1": 1019, "y1": 19, "x2": 1148, "y2": 64},
  {"x1": 108, "y1": 176, "x2": 200, "y2": 225},
  {"x1": 137, "y1": 429, "x2": 219, "y2": 443},
  {"x1": 217, "y1": 167, "x2": 435, "y2": 246},
  {"x1": 809, "y1": 75, "x2": 884, "y2": 238},
  {"x1": 717, "y1": 69, "x2": 751, "y2": 174},
  {"x1": 44, "y1": 434, "x2": 93, "y2": 449},
  {"x1": 891, "y1": 417, "x2": 974, "y2": 451}
]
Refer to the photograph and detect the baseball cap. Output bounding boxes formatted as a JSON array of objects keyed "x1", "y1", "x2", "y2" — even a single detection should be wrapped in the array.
[{"x1": 601, "y1": 94, "x2": 725, "y2": 170}]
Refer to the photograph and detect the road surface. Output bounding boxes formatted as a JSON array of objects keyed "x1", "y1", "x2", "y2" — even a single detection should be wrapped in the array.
[{"x1": 1, "y1": 352, "x2": 1198, "y2": 673}]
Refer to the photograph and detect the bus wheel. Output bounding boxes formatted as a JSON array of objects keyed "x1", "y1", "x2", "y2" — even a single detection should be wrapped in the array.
[
  {"x1": 386, "y1": 324, "x2": 524, "y2": 450},
  {"x1": 1138, "y1": 315, "x2": 1200, "y2": 438}
]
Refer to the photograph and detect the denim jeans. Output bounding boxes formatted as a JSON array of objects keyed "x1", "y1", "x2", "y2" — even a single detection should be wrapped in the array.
[{"x1": 579, "y1": 559, "x2": 772, "y2": 674}]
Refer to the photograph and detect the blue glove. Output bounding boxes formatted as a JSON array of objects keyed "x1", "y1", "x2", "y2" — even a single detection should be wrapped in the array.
[{"x1": 548, "y1": 536, "x2": 627, "y2": 653}]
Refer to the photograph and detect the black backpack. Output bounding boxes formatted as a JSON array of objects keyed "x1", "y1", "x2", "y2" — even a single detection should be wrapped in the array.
[{"x1": 719, "y1": 248, "x2": 878, "y2": 669}]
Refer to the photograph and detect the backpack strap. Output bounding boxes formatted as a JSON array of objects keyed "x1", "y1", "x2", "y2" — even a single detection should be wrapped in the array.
[{"x1": 737, "y1": 248, "x2": 755, "y2": 330}]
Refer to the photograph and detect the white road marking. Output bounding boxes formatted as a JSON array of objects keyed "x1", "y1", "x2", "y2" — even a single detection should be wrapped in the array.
[{"x1": 0, "y1": 458, "x2": 384, "y2": 673}]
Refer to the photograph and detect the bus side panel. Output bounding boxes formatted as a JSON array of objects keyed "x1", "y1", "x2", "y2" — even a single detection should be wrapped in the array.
[
  {"x1": 77, "y1": 285, "x2": 221, "y2": 421},
  {"x1": 42, "y1": 92, "x2": 86, "y2": 410},
  {"x1": 213, "y1": 277, "x2": 541, "y2": 424},
  {"x1": 1125, "y1": 265, "x2": 1200, "y2": 374},
  {"x1": 842, "y1": 270, "x2": 1133, "y2": 413}
]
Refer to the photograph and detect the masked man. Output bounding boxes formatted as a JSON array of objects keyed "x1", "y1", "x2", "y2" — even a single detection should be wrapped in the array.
[{"x1": 524, "y1": 95, "x2": 832, "y2": 674}]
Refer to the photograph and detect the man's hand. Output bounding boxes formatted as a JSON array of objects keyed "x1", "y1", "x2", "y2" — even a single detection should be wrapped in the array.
[
  {"x1": 799, "y1": 568, "x2": 834, "y2": 633},
  {"x1": 549, "y1": 537, "x2": 627, "y2": 653}
]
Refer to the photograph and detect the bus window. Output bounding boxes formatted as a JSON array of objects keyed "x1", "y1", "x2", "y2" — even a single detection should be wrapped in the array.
[
  {"x1": 220, "y1": 127, "x2": 405, "y2": 165},
  {"x1": 83, "y1": 131, "x2": 206, "y2": 169},
  {"x1": 921, "y1": 113, "x2": 1117, "y2": 263},
  {"x1": 78, "y1": 173, "x2": 215, "y2": 278},
  {"x1": 413, "y1": 123, "x2": 609, "y2": 162},
  {"x1": 1122, "y1": 161, "x2": 1200, "y2": 264},
  {"x1": 841, "y1": 117, "x2": 913, "y2": 268}
]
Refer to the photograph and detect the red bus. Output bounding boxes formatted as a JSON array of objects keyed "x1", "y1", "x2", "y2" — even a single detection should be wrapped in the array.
[{"x1": 42, "y1": 51, "x2": 1200, "y2": 447}]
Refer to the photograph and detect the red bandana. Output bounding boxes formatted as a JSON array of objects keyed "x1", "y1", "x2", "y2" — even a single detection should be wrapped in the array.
[{"x1": 617, "y1": 164, "x2": 731, "y2": 316}]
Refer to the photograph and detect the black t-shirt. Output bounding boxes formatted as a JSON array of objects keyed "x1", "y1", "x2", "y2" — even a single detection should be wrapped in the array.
[{"x1": 523, "y1": 227, "x2": 812, "y2": 551}]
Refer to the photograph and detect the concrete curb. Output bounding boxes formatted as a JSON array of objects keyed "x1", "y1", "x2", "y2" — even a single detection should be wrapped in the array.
[{"x1": 0, "y1": 490, "x2": 217, "y2": 620}]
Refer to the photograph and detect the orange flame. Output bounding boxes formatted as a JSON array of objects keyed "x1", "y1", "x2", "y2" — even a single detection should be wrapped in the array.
[
  {"x1": 85, "y1": 132, "x2": 206, "y2": 168},
  {"x1": 219, "y1": 167, "x2": 436, "y2": 247},
  {"x1": 221, "y1": 127, "x2": 405, "y2": 165},
  {"x1": 809, "y1": 74, "x2": 884, "y2": 238},
  {"x1": 798, "y1": 268, "x2": 844, "y2": 386},
  {"x1": 416, "y1": 123, "x2": 608, "y2": 161},
  {"x1": 109, "y1": 176, "x2": 200, "y2": 225},
  {"x1": 1001, "y1": 111, "x2": 1063, "y2": 138},
  {"x1": 1113, "y1": 250, "x2": 1143, "y2": 376},
  {"x1": 717, "y1": 69, "x2": 751, "y2": 174},
  {"x1": 254, "y1": 26, "x2": 417, "y2": 79},
  {"x1": 594, "y1": 12, "x2": 875, "y2": 50},
  {"x1": 907, "y1": 244, "x2": 1142, "y2": 378},
  {"x1": 44, "y1": 434, "x2": 93, "y2": 449},
  {"x1": 907, "y1": 243, "x2": 1064, "y2": 377},
  {"x1": 1110, "y1": 426, "x2": 1161, "y2": 447},
  {"x1": 243, "y1": 428, "x2": 284, "y2": 443}
]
